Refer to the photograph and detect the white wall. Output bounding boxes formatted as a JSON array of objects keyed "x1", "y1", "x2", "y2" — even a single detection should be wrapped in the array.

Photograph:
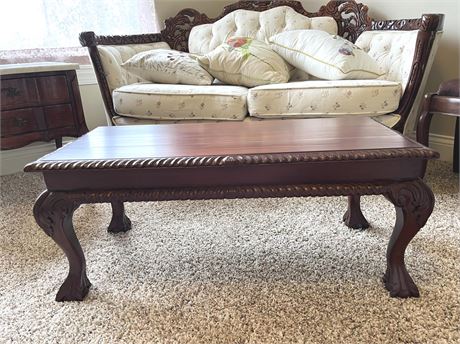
[{"x1": 2, "y1": 0, "x2": 458, "y2": 175}]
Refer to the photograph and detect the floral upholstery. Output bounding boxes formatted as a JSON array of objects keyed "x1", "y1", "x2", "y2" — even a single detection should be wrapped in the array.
[
  {"x1": 112, "y1": 112, "x2": 401, "y2": 128},
  {"x1": 112, "y1": 116, "x2": 243, "y2": 125},
  {"x1": 97, "y1": 42, "x2": 170, "y2": 92},
  {"x1": 113, "y1": 83, "x2": 248, "y2": 121},
  {"x1": 96, "y1": 9, "x2": 435, "y2": 131},
  {"x1": 188, "y1": 6, "x2": 337, "y2": 55},
  {"x1": 372, "y1": 114, "x2": 401, "y2": 128},
  {"x1": 247, "y1": 80, "x2": 401, "y2": 118},
  {"x1": 355, "y1": 31, "x2": 418, "y2": 92}
]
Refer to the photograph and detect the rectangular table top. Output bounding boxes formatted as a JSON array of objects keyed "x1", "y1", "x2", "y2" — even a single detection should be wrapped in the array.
[
  {"x1": 36, "y1": 117, "x2": 420, "y2": 158},
  {"x1": 25, "y1": 117, "x2": 438, "y2": 172},
  {"x1": 24, "y1": 117, "x2": 440, "y2": 192}
]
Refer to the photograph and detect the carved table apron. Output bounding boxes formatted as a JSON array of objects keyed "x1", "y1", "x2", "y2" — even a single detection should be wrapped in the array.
[{"x1": 24, "y1": 117, "x2": 438, "y2": 301}]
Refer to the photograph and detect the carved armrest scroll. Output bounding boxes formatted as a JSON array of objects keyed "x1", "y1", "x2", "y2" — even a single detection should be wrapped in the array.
[{"x1": 79, "y1": 31, "x2": 164, "y2": 47}]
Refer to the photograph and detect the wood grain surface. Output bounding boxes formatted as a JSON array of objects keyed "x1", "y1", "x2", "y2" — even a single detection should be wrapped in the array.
[{"x1": 36, "y1": 117, "x2": 422, "y2": 162}]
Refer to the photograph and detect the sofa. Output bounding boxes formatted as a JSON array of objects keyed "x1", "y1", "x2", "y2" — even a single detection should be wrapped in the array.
[{"x1": 80, "y1": 0, "x2": 444, "y2": 133}]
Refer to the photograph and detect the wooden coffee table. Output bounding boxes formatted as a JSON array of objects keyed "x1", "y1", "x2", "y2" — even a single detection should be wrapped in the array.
[{"x1": 25, "y1": 117, "x2": 438, "y2": 301}]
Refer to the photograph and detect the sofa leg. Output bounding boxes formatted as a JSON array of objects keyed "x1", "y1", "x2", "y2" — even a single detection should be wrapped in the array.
[{"x1": 343, "y1": 195, "x2": 370, "y2": 229}]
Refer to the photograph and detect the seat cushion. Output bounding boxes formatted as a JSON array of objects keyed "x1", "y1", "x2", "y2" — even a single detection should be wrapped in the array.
[
  {"x1": 113, "y1": 83, "x2": 248, "y2": 121},
  {"x1": 112, "y1": 113, "x2": 401, "y2": 128},
  {"x1": 245, "y1": 113, "x2": 401, "y2": 128},
  {"x1": 112, "y1": 116, "x2": 232, "y2": 125},
  {"x1": 372, "y1": 114, "x2": 401, "y2": 128},
  {"x1": 247, "y1": 80, "x2": 401, "y2": 118}
]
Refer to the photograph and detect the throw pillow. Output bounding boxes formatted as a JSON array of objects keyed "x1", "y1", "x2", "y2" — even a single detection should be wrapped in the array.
[
  {"x1": 269, "y1": 30, "x2": 384, "y2": 80},
  {"x1": 121, "y1": 49, "x2": 213, "y2": 85},
  {"x1": 196, "y1": 37, "x2": 290, "y2": 87},
  {"x1": 289, "y1": 67, "x2": 310, "y2": 82}
]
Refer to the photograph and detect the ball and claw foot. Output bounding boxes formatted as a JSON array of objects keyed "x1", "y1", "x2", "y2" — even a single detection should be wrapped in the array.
[
  {"x1": 56, "y1": 273, "x2": 92, "y2": 302},
  {"x1": 108, "y1": 201, "x2": 132, "y2": 233},
  {"x1": 343, "y1": 195, "x2": 370, "y2": 229},
  {"x1": 383, "y1": 265, "x2": 420, "y2": 298}
]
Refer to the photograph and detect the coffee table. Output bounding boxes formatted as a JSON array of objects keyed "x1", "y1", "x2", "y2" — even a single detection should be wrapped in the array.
[{"x1": 25, "y1": 117, "x2": 438, "y2": 301}]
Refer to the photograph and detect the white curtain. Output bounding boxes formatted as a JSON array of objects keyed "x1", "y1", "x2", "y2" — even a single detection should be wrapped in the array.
[{"x1": 0, "y1": 0, "x2": 159, "y2": 63}]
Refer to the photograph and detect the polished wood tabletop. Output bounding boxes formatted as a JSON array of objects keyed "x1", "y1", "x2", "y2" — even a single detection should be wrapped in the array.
[{"x1": 32, "y1": 117, "x2": 423, "y2": 163}]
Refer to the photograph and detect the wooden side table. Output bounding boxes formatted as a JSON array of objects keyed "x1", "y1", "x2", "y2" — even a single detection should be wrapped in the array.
[
  {"x1": 0, "y1": 62, "x2": 88, "y2": 150},
  {"x1": 417, "y1": 79, "x2": 460, "y2": 173}
]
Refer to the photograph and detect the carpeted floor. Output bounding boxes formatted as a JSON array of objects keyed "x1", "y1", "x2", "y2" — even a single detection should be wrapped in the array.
[{"x1": 0, "y1": 161, "x2": 458, "y2": 343}]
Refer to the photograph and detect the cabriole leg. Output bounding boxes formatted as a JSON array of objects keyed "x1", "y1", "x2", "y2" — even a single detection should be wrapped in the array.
[
  {"x1": 384, "y1": 179, "x2": 434, "y2": 298},
  {"x1": 33, "y1": 191, "x2": 91, "y2": 301},
  {"x1": 343, "y1": 195, "x2": 369, "y2": 229},
  {"x1": 108, "y1": 201, "x2": 132, "y2": 233}
]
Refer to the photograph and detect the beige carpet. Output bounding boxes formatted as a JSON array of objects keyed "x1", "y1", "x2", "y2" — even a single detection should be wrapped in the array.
[{"x1": 0, "y1": 161, "x2": 459, "y2": 343}]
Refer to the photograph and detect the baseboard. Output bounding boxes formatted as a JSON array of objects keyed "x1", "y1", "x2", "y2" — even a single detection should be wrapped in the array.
[
  {"x1": 407, "y1": 130, "x2": 455, "y2": 162},
  {"x1": 429, "y1": 133, "x2": 455, "y2": 162},
  {"x1": 0, "y1": 139, "x2": 73, "y2": 176}
]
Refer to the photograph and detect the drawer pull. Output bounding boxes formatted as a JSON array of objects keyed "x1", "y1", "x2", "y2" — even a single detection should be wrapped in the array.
[
  {"x1": 13, "y1": 117, "x2": 29, "y2": 128},
  {"x1": 1, "y1": 87, "x2": 21, "y2": 98}
]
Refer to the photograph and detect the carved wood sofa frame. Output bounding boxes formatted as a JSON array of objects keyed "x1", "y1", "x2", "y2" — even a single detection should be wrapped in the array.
[{"x1": 80, "y1": 0, "x2": 444, "y2": 133}]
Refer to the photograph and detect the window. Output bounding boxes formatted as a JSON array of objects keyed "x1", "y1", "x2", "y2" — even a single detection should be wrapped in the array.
[{"x1": 0, "y1": 0, "x2": 159, "y2": 64}]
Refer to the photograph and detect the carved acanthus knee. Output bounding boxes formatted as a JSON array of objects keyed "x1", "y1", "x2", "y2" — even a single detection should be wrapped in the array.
[
  {"x1": 33, "y1": 191, "x2": 80, "y2": 237},
  {"x1": 385, "y1": 179, "x2": 434, "y2": 228}
]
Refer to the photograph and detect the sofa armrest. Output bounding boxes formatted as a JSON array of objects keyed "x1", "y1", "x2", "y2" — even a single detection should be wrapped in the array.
[
  {"x1": 80, "y1": 31, "x2": 168, "y2": 121},
  {"x1": 356, "y1": 14, "x2": 444, "y2": 132},
  {"x1": 356, "y1": 30, "x2": 420, "y2": 92},
  {"x1": 79, "y1": 31, "x2": 164, "y2": 47}
]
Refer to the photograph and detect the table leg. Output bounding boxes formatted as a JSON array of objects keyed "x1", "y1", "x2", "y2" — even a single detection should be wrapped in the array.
[
  {"x1": 33, "y1": 191, "x2": 91, "y2": 301},
  {"x1": 108, "y1": 201, "x2": 132, "y2": 233},
  {"x1": 384, "y1": 179, "x2": 434, "y2": 298},
  {"x1": 343, "y1": 195, "x2": 369, "y2": 229}
]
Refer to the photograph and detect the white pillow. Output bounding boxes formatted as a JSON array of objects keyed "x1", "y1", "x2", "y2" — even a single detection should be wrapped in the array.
[
  {"x1": 289, "y1": 67, "x2": 309, "y2": 82},
  {"x1": 196, "y1": 37, "x2": 290, "y2": 87},
  {"x1": 121, "y1": 49, "x2": 213, "y2": 85},
  {"x1": 269, "y1": 30, "x2": 384, "y2": 80}
]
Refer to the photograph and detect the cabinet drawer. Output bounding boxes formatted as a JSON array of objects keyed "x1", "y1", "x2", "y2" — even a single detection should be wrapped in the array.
[
  {"x1": 44, "y1": 104, "x2": 75, "y2": 129},
  {"x1": 37, "y1": 75, "x2": 70, "y2": 104},
  {"x1": 1, "y1": 108, "x2": 45, "y2": 136},
  {"x1": 1, "y1": 78, "x2": 40, "y2": 109}
]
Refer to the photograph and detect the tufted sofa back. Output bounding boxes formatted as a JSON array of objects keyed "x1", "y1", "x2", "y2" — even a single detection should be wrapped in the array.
[
  {"x1": 356, "y1": 31, "x2": 441, "y2": 93},
  {"x1": 188, "y1": 6, "x2": 337, "y2": 55}
]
